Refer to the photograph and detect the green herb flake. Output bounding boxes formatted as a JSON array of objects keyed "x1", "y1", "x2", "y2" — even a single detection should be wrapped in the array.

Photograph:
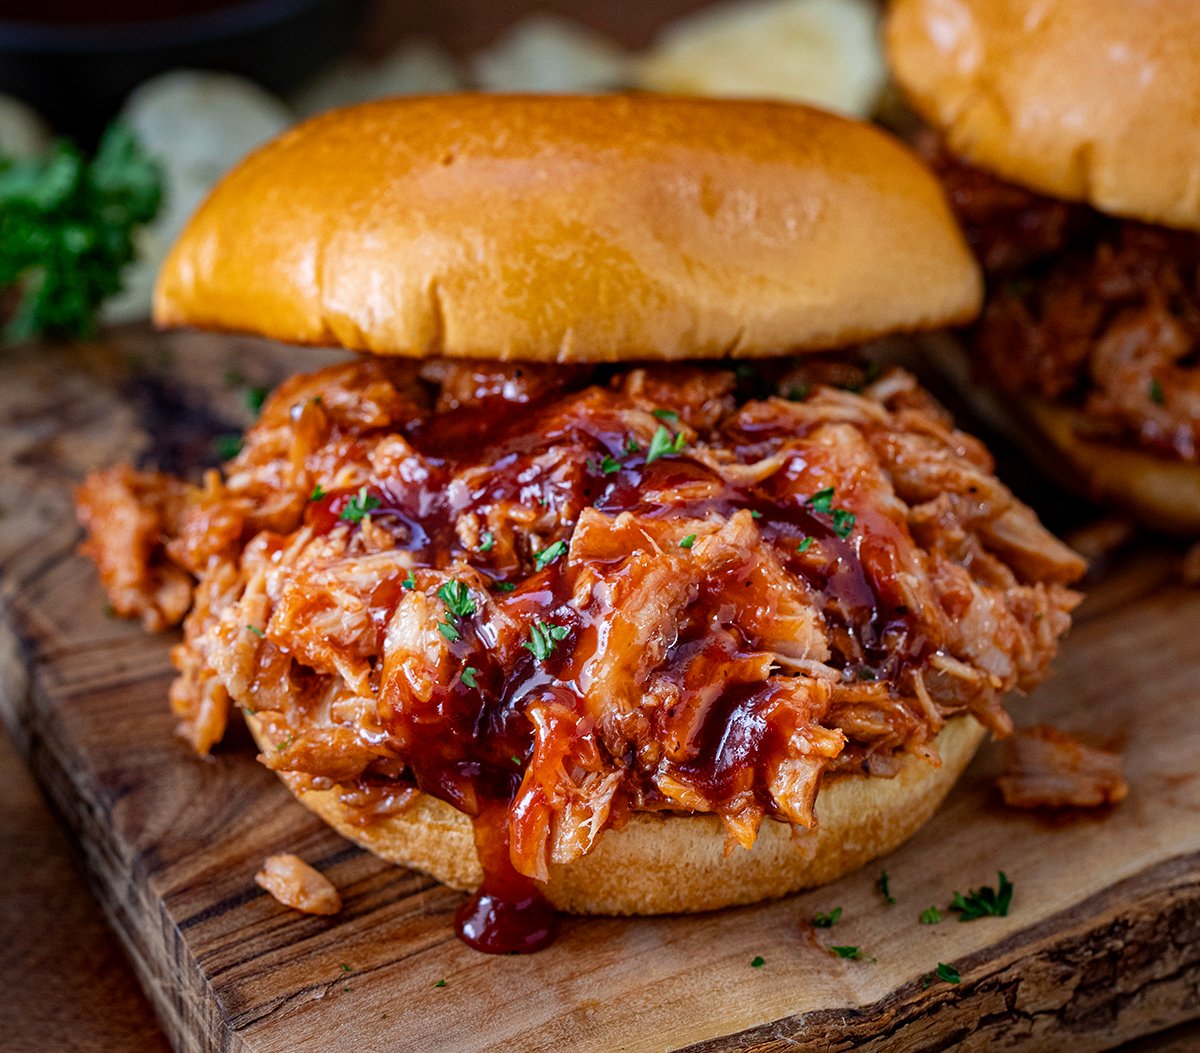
[
  {"x1": 339, "y1": 963, "x2": 352, "y2": 974},
  {"x1": 339, "y1": 486, "x2": 381, "y2": 524},
  {"x1": 309, "y1": 484, "x2": 327, "y2": 502},
  {"x1": 645, "y1": 425, "x2": 687, "y2": 464},
  {"x1": 750, "y1": 956, "x2": 765, "y2": 968},
  {"x1": 920, "y1": 906, "x2": 943, "y2": 925},
  {"x1": 813, "y1": 907, "x2": 842, "y2": 929},
  {"x1": 750, "y1": 509, "x2": 762, "y2": 519},
  {"x1": 275, "y1": 735, "x2": 293, "y2": 753},
  {"x1": 951, "y1": 872, "x2": 1013, "y2": 921},
  {"x1": 876, "y1": 870, "x2": 896, "y2": 906},
  {"x1": 460, "y1": 666, "x2": 479, "y2": 689},
  {"x1": 624, "y1": 436, "x2": 639, "y2": 455},
  {"x1": 434, "y1": 979, "x2": 447, "y2": 988},
  {"x1": 493, "y1": 581, "x2": 517, "y2": 593},
  {"x1": 402, "y1": 570, "x2": 416, "y2": 590},
  {"x1": 437, "y1": 620, "x2": 462, "y2": 643},
  {"x1": 831, "y1": 508, "x2": 857, "y2": 539},
  {"x1": 652, "y1": 408, "x2": 679, "y2": 422},
  {"x1": 533, "y1": 539, "x2": 568, "y2": 571},
  {"x1": 245, "y1": 624, "x2": 265, "y2": 638},
  {"x1": 213, "y1": 434, "x2": 243, "y2": 461},
  {"x1": 478, "y1": 531, "x2": 495, "y2": 553},
  {"x1": 806, "y1": 487, "x2": 835, "y2": 513},
  {"x1": 679, "y1": 534, "x2": 697, "y2": 550},
  {"x1": 511, "y1": 754, "x2": 522, "y2": 766},
  {"x1": 599, "y1": 455, "x2": 621, "y2": 475},
  {"x1": 831, "y1": 946, "x2": 875, "y2": 962},
  {"x1": 523, "y1": 620, "x2": 569, "y2": 661},
  {"x1": 437, "y1": 580, "x2": 476, "y2": 619},
  {"x1": 857, "y1": 667, "x2": 877, "y2": 682},
  {"x1": 935, "y1": 962, "x2": 961, "y2": 984},
  {"x1": 1149, "y1": 378, "x2": 1165, "y2": 405},
  {"x1": 797, "y1": 536, "x2": 813, "y2": 554},
  {"x1": 244, "y1": 386, "x2": 270, "y2": 415}
]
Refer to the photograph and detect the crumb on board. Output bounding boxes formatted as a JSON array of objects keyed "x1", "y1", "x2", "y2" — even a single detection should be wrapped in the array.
[{"x1": 255, "y1": 853, "x2": 342, "y2": 916}]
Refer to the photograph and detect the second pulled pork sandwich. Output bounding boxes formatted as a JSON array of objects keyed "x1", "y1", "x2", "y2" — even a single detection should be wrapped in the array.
[
  {"x1": 888, "y1": 0, "x2": 1200, "y2": 533},
  {"x1": 77, "y1": 95, "x2": 1085, "y2": 952}
]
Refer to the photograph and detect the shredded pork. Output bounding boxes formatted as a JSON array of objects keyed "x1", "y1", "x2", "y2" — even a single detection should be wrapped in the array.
[
  {"x1": 923, "y1": 134, "x2": 1200, "y2": 463},
  {"x1": 997, "y1": 725, "x2": 1128, "y2": 810},
  {"x1": 77, "y1": 358, "x2": 1084, "y2": 880}
]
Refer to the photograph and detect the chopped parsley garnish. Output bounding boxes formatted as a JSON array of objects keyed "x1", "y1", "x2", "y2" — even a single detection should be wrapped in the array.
[
  {"x1": 460, "y1": 666, "x2": 478, "y2": 689},
  {"x1": 339, "y1": 486, "x2": 381, "y2": 524},
  {"x1": 437, "y1": 580, "x2": 476, "y2": 619},
  {"x1": 275, "y1": 735, "x2": 293, "y2": 753},
  {"x1": 831, "y1": 946, "x2": 875, "y2": 962},
  {"x1": 309, "y1": 484, "x2": 326, "y2": 501},
  {"x1": 245, "y1": 624, "x2": 265, "y2": 637},
  {"x1": 935, "y1": 962, "x2": 961, "y2": 984},
  {"x1": 951, "y1": 872, "x2": 1013, "y2": 921},
  {"x1": 796, "y1": 536, "x2": 813, "y2": 554},
  {"x1": 652, "y1": 408, "x2": 679, "y2": 422},
  {"x1": 624, "y1": 436, "x2": 639, "y2": 454},
  {"x1": 245, "y1": 386, "x2": 270, "y2": 415},
  {"x1": 1149, "y1": 378, "x2": 1165, "y2": 405},
  {"x1": 679, "y1": 534, "x2": 697, "y2": 549},
  {"x1": 750, "y1": 956, "x2": 765, "y2": 968},
  {"x1": 806, "y1": 486, "x2": 835, "y2": 514},
  {"x1": 599, "y1": 454, "x2": 621, "y2": 475},
  {"x1": 831, "y1": 508, "x2": 857, "y2": 539},
  {"x1": 434, "y1": 979, "x2": 447, "y2": 988},
  {"x1": 786, "y1": 384, "x2": 811, "y2": 401},
  {"x1": 402, "y1": 570, "x2": 416, "y2": 590},
  {"x1": 511, "y1": 754, "x2": 521, "y2": 765},
  {"x1": 523, "y1": 620, "x2": 569, "y2": 661},
  {"x1": 876, "y1": 870, "x2": 896, "y2": 905},
  {"x1": 479, "y1": 531, "x2": 495, "y2": 552},
  {"x1": 813, "y1": 907, "x2": 842, "y2": 928},
  {"x1": 750, "y1": 509, "x2": 762, "y2": 519},
  {"x1": 493, "y1": 581, "x2": 517, "y2": 592},
  {"x1": 533, "y1": 539, "x2": 568, "y2": 571},
  {"x1": 339, "y1": 963, "x2": 352, "y2": 973},
  {"x1": 920, "y1": 906, "x2": 943, "y2": 925},
  {"x1": 857, "y1": 667, "x2": 877, "y2": 682},
  {"x1": 645, "y1": 425, "x2": 687, "y2": 464},
  {"x1": 213, "y1": 434, "x2": 243, "y2": 461},
  {"x1": 437, "y1": 620, "x2": 462, "y2": 642}
]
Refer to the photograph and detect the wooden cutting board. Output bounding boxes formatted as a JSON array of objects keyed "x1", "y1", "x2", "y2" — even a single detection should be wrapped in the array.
[{"x1": 2, "y1": 328, "x2": 1199, "y2": 1053}]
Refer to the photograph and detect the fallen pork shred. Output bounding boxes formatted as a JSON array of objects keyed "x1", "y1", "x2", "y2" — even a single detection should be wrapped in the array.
[
  {"x1": 255, "y1": 853, "x2": 342, "y2": 916},
  {"x1": 997, "y1": 725, "x2": 1128, "y2": 810},
  {"x1": 76, "y1": 358, "x2": 1085, "y2": 880}
]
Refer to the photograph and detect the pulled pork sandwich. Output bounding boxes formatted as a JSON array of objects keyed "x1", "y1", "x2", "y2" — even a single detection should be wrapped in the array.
[
  {"x1": 76, "y1": 95, "x2": 1085, "y2": 953},
  {"x1": 888, "y1": 0, "x2": 1200, "y2": 533}
]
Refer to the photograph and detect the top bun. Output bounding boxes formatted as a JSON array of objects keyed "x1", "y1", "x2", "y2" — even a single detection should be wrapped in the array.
[
  {"x1": 154, "y1": 94, "x2": 980, "y2": 363},
  {"x1": 887, "y1": 0, "x2": 1200, "y2": 232}
]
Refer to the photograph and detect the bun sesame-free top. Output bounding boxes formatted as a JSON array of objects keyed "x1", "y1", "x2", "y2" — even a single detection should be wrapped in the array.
[{"x1": 154, "y1": 94, "x2": 981, "y2": 362}]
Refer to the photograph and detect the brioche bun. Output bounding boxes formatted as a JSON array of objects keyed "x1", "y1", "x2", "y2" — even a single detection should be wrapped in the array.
[
  {"x1": 154, "y1": 94, "x2": 981, "y2": 364},
  {"x1": 925, "y1": 335, "x2": 1200, "y2": 536},
  {"x1": 248, "y1": 714, "x2": 985, "y2": 915},
  {"x1": 886, "y1": 0, "x2": 1200, "y2": 232}
]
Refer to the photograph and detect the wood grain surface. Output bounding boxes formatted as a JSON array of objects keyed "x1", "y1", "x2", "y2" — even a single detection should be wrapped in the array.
[{"x1": 2, "y1": 330, "x2": 1200, "y2": 1052}]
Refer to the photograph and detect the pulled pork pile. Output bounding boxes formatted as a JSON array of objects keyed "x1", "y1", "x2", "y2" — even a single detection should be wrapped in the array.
[
  {"x1": 77, "y1": 358, "x2": 1084, "y2": 880},
  {"x1": 924, "y1": 135, "x2": 1200, "y2": 462}
]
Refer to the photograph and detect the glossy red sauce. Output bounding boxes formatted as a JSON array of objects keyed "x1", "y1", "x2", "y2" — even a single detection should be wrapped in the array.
[{"x1": 301, "y1": 373, "x2": 918, "y2": 953}]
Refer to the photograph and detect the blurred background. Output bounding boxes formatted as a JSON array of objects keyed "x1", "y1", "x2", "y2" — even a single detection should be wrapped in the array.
[{"x1": 0, "y1": 0, "x2": 890, "y2": 335}]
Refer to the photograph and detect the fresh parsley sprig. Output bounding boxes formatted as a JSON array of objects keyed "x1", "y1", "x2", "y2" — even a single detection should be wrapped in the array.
[
  {"x1": 0, "y1": 122, "x2": 162, "y2": 341},
  {"x1": 812, "y1": 907, "x2": 842, "y2": 928},
  {"x1": 339, "y1": 486, "x2": 381, "y2": 524},
  {"x1": 523, "y1": 620, "x2": 569, "y2": 661},
  {"x1": 645, "y1": 425, "x2": 687, "y2": 464}
]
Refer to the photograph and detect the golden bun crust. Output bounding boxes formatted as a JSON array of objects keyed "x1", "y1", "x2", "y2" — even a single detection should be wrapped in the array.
[
  {"x1": 887, "y1": 0, "x2": 1200, "y2": 231},
  {"x1": 925, "y1": 334, "x2": 1200, "y2": 535},
  {"x1": 154, "y1": 94, "x2": 981, "y2": 363},
  {"x1": 248, "y1": 715, "x2": 985, "y2": 915},
  {"x1": 1024, "y1": 400, "x2": 1200, "y2": 536}
]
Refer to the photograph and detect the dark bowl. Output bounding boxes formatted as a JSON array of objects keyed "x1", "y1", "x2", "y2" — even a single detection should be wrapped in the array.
[{"x1": 0, "y1": 0, "x2": 365, "y2": 143}]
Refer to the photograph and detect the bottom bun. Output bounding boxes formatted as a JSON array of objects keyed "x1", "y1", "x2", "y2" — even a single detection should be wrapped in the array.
[
  {"x1": 924, "y1": 335, "x2": 1200, "y2": 536},
  {"x1": 249, "y1": 715, "x2": 985, "y2": 915}
]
